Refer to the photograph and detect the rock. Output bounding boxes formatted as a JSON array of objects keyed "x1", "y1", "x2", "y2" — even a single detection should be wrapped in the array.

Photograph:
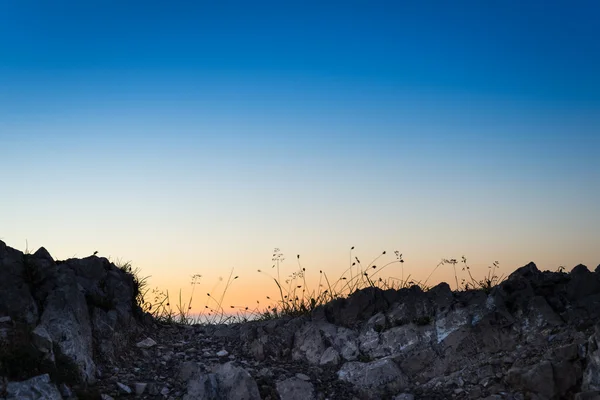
[
  {"x1": 214, "y1": 362, "x2": 261, "y2": 399},
  {"x1": 0, "y1": 242, "x2": 145, "y2": 387},
  {"x1": 506, "y1": 361, "x2": 555, "y2": 399},
  {"x1": 5, "y1": 374, "x2": 62, "y2": 400},
  {"x1": 295, "y1": 373, "x2": 310, "y2": 381},
  {"x1": 0, "y1": 243, "x2": 39, "y2": 326},
  {"x1": 338, "y1": 359, "x2": 409, "y2": 392},
  {"x1": 184, "y1": 362, "x2": 260, "y2": 400},
  {"x1": 178, "y1": 361, "x2": 201, "y2": 381},
  {"x1": 184, "y1": 373, "x2": 219, "y2": 400},
  {"x1": 319, "y1": 347, "x2": 341, "y2": 366},
  {"x1": 583, "y1": 323, "x2": 600, "y2": 391},
  {"x1": 58, "y1": 382, "x2": 73, "y2": 398},
  {"x1": 31, "y1": 325, "x2": 54, "y2": 363},
  {"x1": 134, "y1": 382, "x2": 148, "y2": 395},
  {"x1": 38, "y1": 276, "x2": 97, "y2": 384},
  {"x1": 276, "y1": 376, "x2": 316, "y2": 400},
  {"x1": 136, "y1": 337, "x2": 157, "y2": 348},
  {"x1": 292, "y1": 323, "x2": 328, "y2": 364},
  {"x1": 553, "y1": 359, "x2": 580, "y2": 396},
  {"x1": 116, "y1": 382, "x2": 132, "y2": 394}
]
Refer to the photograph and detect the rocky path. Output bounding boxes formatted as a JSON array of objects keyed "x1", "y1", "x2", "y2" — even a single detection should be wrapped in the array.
[{"x1": 91, "y1": 322, "x2": 364, "y2": 400}]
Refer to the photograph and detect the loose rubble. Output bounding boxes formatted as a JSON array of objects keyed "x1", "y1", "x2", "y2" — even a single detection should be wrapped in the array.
[{"x1": 1, "y1": 239, "x2": 600, "y2": 399}]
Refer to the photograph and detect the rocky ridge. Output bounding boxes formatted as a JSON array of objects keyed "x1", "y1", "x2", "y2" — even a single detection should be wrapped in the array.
[{"x1": 1, "y1": 240, "x2": 600, "y2": 399}]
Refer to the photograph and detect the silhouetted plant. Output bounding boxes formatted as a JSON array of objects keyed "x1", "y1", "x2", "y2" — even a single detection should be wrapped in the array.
[
  {"x1": 115, "y1": 245, "x2": 506, "y2": 325},
  {"x1": 257, "y1": 247, "x2": 412, "y2": 319},
  {"x1": 460, "y1": 257, "x2": 505, "y2": 293}
]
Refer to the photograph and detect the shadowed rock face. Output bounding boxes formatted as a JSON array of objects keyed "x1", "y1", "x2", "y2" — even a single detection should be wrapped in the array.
[
  {"x1": 1, "y1": 240, "x2": 600, "y2": 400},
  {"x1": 0, "y1": 241, "x2": 145, "y2": 389}
]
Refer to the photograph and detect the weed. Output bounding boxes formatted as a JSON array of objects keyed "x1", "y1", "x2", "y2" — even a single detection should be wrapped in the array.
[
  {"x1": 460, "y1": 257, "x2": 505, "y2": 293},
  {"x1": 257, "y1": 247, "x2": 410, "y2": 319},
  {"x1": 424, "y1": 256, "x2": 505, "y2": 293},
  {"x1": 114, "y1": 259, "x2": 150, "y2": 317},
  {"x1": 114, "y1": 246, "x2": 506, "y2": 325}
]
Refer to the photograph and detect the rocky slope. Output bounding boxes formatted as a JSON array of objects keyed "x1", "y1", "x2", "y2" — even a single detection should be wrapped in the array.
[{"x1": 1, "y1": 240, "x2": 600, "y2": 399}]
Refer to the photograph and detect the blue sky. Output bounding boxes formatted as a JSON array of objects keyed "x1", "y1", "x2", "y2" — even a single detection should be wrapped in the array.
[{"x1": 1, "y1": 1, "x2": 599, "y2": 308}]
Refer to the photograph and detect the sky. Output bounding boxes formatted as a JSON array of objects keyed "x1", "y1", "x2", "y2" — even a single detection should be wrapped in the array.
[{"x1": 1, "y1": 1, "x2": 599, "y2": 316}]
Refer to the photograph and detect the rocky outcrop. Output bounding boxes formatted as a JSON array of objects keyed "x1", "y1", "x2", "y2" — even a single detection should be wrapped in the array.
[
  {"x1": 1, "y1": 240, "x2": 600, "y2": 399},
  {"x1": 0, "y1": 240, "x2": 145, "y2": 393}
]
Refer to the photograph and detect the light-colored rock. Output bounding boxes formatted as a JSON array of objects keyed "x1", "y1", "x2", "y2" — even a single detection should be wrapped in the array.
[
  {"x1": 366, "y1": 312, "x2": 387, "y2": 331},
  {"x1": 39, "y1": 280, "x2": 97, "y2": 384},
  {"x1": 320, "y1": 346, "x2": 341, "y2": 366},
  {"x1": 295, "y1": 373, "x2": 310, "y2": 381},
  {"x1": 116, "y1": 382, "x2": 132, "y2": 394},
  {"x1": 136, "y1": 337, "x2": 157, "y2": 348},
  {"x1": 214, "y1": 362, "x2": 261, "y2": 399},
  {"x1": 292, "y1": 323, "x2": 327, "y2": 364},
  {"x1": 184, "y1": 362, "x2": 260, "y2": 400}
]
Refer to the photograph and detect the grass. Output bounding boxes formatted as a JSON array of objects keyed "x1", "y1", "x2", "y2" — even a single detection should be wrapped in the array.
[
  {"x1": 424, "y1": 256, "x2": 505, "y2": 293},
  {"x1": 117, "y1": 247, "x2": 507, "y2": 326}
]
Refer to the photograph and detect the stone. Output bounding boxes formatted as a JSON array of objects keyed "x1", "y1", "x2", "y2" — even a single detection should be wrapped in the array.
[
  {"x1": 136, "y1": 337, "x2": 157, "y2": 348},
  {"x1": 338, "y1": 359, "x2": 409, "y2": 391},
  {"x1": 213, "y1": 362, "x2": 261, "y2": 399},
  {"x1": 295, "y1": 373, "x2": 310, "y2": 381},
  {"x1": 116, "y1": 382, "x2": 132, "y2": 394},
  {"x1": 5, "y1": 374, "x2": 62, "y2": 400},
  {"x1": 134, "y1": 382, "x2": 148, "y2": 395},
  {"x1": 276, "y1": 376, "x2": 316, "y2": 400},
  {"x1": 506, "y1": 361, "x2": 555, "y2": 399}
]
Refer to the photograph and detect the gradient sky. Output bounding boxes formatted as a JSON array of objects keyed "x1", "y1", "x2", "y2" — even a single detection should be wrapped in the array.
[{"x1": 1, "y1": 1, "x2": 599, "y2": 314}]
